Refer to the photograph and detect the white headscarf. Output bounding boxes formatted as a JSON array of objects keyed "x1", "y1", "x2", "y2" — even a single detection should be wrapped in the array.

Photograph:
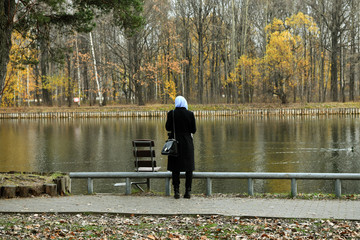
[{"x1": 175, "y1": 96, "x2": 188, "y2": 110}]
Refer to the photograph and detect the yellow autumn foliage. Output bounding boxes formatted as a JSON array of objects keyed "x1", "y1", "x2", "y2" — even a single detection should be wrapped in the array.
[
  {"x1": 260, "y1": 12, "x2": 319, "y2": 103},
  {"x1": 3, "y1": 32, "x2": 38, "y2": 107},
  {"x1": 164, "y1": 78, "x2": 177, "y2": 101},
  {"x1": 236, "y1": 55, "x2": 261, "y2": 90}
]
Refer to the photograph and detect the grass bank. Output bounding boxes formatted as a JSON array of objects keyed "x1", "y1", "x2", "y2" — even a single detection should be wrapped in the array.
[
  {"x1": 1, "y1": 102, "x2": 360, "y2": 113},
  {"x1": 0, "y1": 172, "x2": 66, "y2": 187}
]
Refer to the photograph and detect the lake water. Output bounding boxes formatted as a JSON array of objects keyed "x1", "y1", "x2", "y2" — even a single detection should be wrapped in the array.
[{"x1": 1, "y1": 115, "x2": 359, "y2": 195}]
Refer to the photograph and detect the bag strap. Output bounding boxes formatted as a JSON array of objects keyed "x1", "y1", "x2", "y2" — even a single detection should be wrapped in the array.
[{"x1": 172, "y1": 110, "x2": 176, "y2": 139}]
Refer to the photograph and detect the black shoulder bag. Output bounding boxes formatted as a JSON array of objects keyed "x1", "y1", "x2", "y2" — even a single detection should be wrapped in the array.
[{"x1": 161, "y1": 110, "x2": 178, "y2": 156}]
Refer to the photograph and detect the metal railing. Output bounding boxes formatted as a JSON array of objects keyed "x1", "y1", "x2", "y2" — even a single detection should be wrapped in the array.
[{"x1": 69, "y1": 172, "x2": 360, "y2": 197}]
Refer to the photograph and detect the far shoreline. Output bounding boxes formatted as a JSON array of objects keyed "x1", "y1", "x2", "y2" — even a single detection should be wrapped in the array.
[{"x1": 1, "y1": 102, "x2": 360, "y2": 114}]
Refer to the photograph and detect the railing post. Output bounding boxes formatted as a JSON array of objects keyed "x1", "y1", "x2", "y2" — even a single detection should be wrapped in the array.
[
  {"x1": 206, "y1": 178, "x2": 212, "y2": 196},
  {"x1": 291, "y1": 178, "x2": 297, "y2": 197},
  {"x1": 125, "y1": 178, "x2": 131, "y2": 195},
  {"x1": 248, "y1": 178, "x2": 254, "y2": 196},
  {"x1": 335, "y1": 179, "x2": 341, "y2": 198},
  {"x1": 165, "y1": 177, "x2": 171, "y2": 196},
  {"x1": 87, "y1": 178, "x2": 93, "y2": 194}
]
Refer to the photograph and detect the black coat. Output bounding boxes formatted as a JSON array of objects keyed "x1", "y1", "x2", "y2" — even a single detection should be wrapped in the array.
[{"x1": 166, "y1": 107, "x2": 196, "y2": 172}]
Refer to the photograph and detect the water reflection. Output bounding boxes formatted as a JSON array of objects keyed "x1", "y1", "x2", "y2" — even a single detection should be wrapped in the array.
[{"x1": 0, "y1": 116, "x2": 359, "y2": 194}]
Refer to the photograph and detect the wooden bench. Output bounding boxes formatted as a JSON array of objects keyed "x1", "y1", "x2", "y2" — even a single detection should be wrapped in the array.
[
  {"x1": 115, "y1": 139, "x2": 161, "y2": 192},
  {"x1": 133, "y1": 139, "x2": 161, "y2": 172}
]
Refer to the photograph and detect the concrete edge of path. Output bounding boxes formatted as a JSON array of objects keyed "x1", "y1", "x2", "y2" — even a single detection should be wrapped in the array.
[{"x1": 0, "y1": 194, "x2": 359, "y2": 221}]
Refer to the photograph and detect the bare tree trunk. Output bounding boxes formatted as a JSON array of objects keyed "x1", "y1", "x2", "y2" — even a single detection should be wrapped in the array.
[
  {"x1": 230, "y1": 0, "x2": 238, "y2": 104},
  {"x1": 319, "y1": 48, "x2": 325, "y2": 102},
  {"x1": 127, "y1": 34, "x2": 144, "y2": 105},
  {"x1": 26, "y1": 58, "x2": 30, "y2": 107},
  {"x1": 340, "y1": 40, "x2": 345, "y2": 102},
  {"x1": 330, "y1": 30, "x2": 339, "y2": 102},
  {"x1": 262, "y1": 0, "x2": 270, "y2": 101},
  {"x1": 66, "y1": 54, "x2": 73, "y2": 107},
  {"x1": 349, "y1": 0, "x2": 356, "y2": 101},
  {"x1": 89, "y1": 32, "x2": 103, "y2": 106},
  {"x1": 240, "y1": 0, "x2": 249, "y2": 103},
  {"x1": 197, "y1": 18, "x2": 204, "y2": 103},
  {"x1": 75, "y1": 34, "x2": 81, "y2": 106},
  {"x1": 39, "y1": 30, "x2": 52, "y2": 106},
  {"x1": 209, "y1": 7, "x2": 217, "y2": 103},
  {"x1": 319, "y1": 1, "x2": 327, "y2": 103},
  {"x1": 0, "y1": 0, "x2": 16, "y2": 105},
  {"x1": 309, "y1": 38, "x2": 316, "y2": 103},
  {"x1": 330, "y1": 0, "x2": 342, "y2": 102},
  {"x1": 184, "y1": 37, "x2": 191, "y2": 99},
  {"x1": 191, "y1": 0, "x2": 213, "y2": 104}
]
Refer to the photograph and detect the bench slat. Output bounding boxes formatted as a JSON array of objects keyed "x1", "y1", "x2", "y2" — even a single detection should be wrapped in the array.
[
  {"x1": 135, "y1": 160, "x2": 158, "y2": 167},
  {"x1": 132, "y1": 140, "x2": 154, "y2": 147},
  {"x1": 133, "y1": 150, "x2": 155, "y2": 157}
]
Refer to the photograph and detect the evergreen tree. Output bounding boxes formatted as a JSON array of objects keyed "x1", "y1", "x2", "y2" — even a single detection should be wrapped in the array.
[{"x1": 0, "y1": 0, "x2": 144, "y2": 104}]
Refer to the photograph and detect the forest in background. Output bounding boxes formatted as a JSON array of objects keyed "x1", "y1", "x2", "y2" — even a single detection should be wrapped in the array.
[{"x1": 2, "y1": 0, "x2": 360, "y2": 107}]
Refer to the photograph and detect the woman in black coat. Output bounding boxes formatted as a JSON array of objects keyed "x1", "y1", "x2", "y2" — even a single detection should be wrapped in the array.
[{"x1": 166, "y1": 96, "x2": 196, "y2": 199}]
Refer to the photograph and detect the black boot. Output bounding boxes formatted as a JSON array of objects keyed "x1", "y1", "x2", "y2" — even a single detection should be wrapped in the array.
[
  {"x1": 184, "y1": 171, "x2": 192, "y2": 199},
  {"x1": 184, "y1": 188, "x2": 191, "y2": 199},
  {"x1": 174, "y1": 186, "x2": 180, "y2": 199}
]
